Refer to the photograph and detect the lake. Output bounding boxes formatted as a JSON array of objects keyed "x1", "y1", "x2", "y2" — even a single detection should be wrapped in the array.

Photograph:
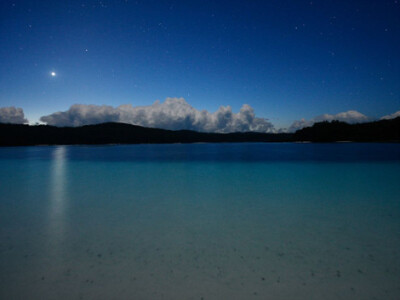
[{"x1": 0, "y1": 143, "x2": 400, "y2": 299}]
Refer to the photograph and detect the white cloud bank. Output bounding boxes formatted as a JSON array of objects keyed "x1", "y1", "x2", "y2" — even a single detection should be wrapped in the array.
[
  {"x1": 40, "y1": 97, "x2": 275, "y2": 133},
  {"x1": 380, "y1": 110, "x2": 400, "y2": 120},
  {"x1": 0, "y1": 107, "x2": 28, "y2": 124},
  {"x1": 288, "y1": 110, "x2": 369, "y2": 132}
]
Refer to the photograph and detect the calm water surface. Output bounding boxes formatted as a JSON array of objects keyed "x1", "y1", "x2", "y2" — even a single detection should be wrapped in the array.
[{"x1": 0, "y1": 143, "x2": 400, "y2": 300}]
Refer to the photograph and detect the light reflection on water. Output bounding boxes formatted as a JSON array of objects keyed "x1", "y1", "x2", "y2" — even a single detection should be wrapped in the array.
[{"x1": 48, "y1": 146, "x2": 68, "y2": 252}]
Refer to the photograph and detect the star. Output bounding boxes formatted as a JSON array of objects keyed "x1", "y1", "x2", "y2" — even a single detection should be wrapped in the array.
[{"x1": 50, "y1": 71, "x2": 56, "y2": 77}]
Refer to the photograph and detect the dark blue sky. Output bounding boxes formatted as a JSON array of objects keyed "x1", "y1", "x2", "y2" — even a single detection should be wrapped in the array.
[{"x1": 0, "y1": 0, "x2": 399, "y2": 128}]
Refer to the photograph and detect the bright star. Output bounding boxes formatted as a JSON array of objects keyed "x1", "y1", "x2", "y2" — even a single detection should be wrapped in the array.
[{"x1": 50, "y1": 71, "x2": 56, "y2": 77}]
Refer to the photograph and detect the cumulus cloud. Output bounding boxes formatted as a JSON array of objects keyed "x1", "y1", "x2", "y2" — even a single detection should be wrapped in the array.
[
  {"x1": 0, "y1": 107, "x2": 28, "y2": 124},
  {"x1": 287, "y1": 119, "x2": 314, "y2": 132},
  {"x1": 40, "y1": 98, "x2": 275, "y2": 133},
  {"x1": 288, "y1": 110, "x2": 369, "y2": 132},
  {"x1": 380, "y1": 110, "x2": 400, "y2": 120},
  {"x1": 40, "y1": 104, "x2": 120, "y2": 127}
]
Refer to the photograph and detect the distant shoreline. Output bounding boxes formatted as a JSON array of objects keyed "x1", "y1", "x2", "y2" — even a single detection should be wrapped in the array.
[{"x1": 1, "y1": 117, "x2": 399, "y2": 146}]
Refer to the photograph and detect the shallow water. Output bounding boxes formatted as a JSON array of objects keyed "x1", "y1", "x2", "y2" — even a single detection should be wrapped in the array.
[{"x1": 0, "y1": 143, "x2": 400, "y2": 299}]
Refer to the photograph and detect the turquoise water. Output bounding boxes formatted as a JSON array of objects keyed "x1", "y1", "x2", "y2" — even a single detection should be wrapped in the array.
[{"x1": 0, "y1": 144, "x2": 400, "y2": 299}]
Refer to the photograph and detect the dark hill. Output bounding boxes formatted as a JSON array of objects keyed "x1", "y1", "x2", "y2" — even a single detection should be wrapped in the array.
[
  {"x1": 0, "y1": 117, "x2": 399, "y2": 146},
  {"x1": 294, "y1": 117, "x2": 400, "y2": 142},
  {"x1": 0, "y1": 122, "x2": 292, "y2": 146}
]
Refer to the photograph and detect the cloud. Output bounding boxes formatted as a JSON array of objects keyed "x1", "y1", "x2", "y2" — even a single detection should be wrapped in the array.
[
  {"x1": 287, "y1": 119, "x2": 314, "y2": 132},
  {"x1": 40, "y1": 97, "x2": 275, "y2": 133},
  {"x1": 40, "y1": 104, "x2": 120, "y2": 127},
  {"x1": 288, "y1": 110, "x2": 369, "y2": 132},
  {"x1": 380, "y1": 110, "x2": 400, "y2": 120},
  {"x1": 0, "y1": 107, "x2": 28, "y2": 124}
]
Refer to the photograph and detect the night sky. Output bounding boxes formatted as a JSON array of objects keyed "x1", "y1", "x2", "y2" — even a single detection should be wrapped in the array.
[{"x1": 0, "y1": 0, "x2": 399, "y2": 131}]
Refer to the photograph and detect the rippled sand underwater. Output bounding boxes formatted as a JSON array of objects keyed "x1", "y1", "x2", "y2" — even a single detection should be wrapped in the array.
[{"x1": 1, "y1": 144, "x2": 400, "y2": 299}]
